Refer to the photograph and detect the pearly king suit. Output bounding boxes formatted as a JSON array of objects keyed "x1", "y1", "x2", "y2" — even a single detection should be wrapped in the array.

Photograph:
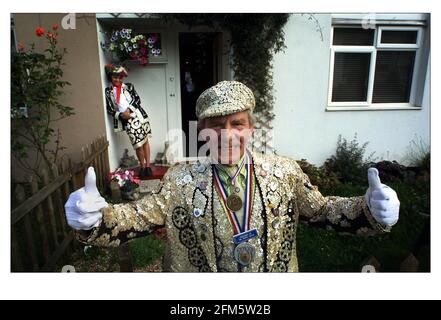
[
  {"x1": 105, "y1": 82, "x2": 150, "y2": 133},
  {"x1": 76, "y1": 151, "x2": 390, "y2": 272}
]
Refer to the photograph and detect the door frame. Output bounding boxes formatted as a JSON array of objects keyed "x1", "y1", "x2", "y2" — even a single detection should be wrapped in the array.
[{"x1": 173, "y1": 28, "x2": 232, "y2": 161}]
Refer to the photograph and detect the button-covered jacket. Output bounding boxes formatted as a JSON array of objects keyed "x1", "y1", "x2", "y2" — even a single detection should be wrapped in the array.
[{"x1": 76, "y1": 151, "x2": 389, "y2": 272}]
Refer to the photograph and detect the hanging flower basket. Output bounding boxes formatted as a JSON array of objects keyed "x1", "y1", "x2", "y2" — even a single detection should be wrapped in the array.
[{"x1": 101, "y1": 28, "x2": 161, "y2": 65}]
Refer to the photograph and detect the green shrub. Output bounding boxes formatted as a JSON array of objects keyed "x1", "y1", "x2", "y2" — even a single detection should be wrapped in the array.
[
  {"x1": 420, "y1": 152, "x2": 430, "y2": 173},
  {"x1": 296, "y1": 158, "x2": 340, "y2": 190},
  {"x1": 322, "y1": 134, "x2": 376, "y2": 185},
  {"x1": 404, "y1": 136, "x2": 430, "y2": 169}
]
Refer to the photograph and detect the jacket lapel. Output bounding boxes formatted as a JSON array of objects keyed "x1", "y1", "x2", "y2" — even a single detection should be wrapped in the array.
[
  {"x1": 122, "y1": 83, "x2": 133, "y2": 104},
  {"x1": 184, "y1": 160, "x2": 217, "y2": 271},
  {"x1": 252, "y1": 151, "x2": 286, "y2": 270}
]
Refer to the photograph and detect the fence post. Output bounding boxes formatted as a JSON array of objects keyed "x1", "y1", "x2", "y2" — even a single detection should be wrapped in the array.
[
  {"x1": 29, "y1": 176, "x2": 51, "y2": 263},
  {"x1": 15, "y1": 184, "x2": 39, "y2": 271},
  {"x1": 51, "y1": 164, "x2": 69, "y2": 238},
  {"x1": 68, "y1": 158, "x2": 78, "y2": 190},
  {"x1": 11, "y1": 137, "x2": 111, "y2": 272},
  {"x1": 41, "y1": 168, "x2": 60, "y2": 247},
  {"x1": 11, "y1": 225, "x2": 23, "y2": 271}
]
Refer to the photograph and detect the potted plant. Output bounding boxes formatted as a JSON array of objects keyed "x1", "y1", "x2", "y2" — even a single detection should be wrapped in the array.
[{"x1": 109, "y1": 169, "x2": 141, "y2": 201}]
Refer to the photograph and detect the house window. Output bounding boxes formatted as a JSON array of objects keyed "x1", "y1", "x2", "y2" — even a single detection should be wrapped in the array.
[{"x1": 328, "y1": 25, "x2": 424, "y2": 109}]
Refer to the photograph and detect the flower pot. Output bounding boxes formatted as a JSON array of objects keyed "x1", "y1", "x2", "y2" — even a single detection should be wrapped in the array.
[
  {"x1": 110, "y1": 181, "x2": 122, "y2": 202},
  {"x1": 121, "y1": 187, "x2": 140, "y2": 201}
]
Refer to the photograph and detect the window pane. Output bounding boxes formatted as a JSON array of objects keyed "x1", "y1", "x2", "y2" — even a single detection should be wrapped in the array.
[
  {"x1": 381, "y1": 30, "x2": 418, "y2": 44},
  {"x1": 333, "y1": 28, "x2": 375, "y2": 46},
  {"x1": 332, "y1": 52, "x2": 371, "y2": 102},
  {"x1": 372, "y1": 51, "x2": 415, "y2": 103}
]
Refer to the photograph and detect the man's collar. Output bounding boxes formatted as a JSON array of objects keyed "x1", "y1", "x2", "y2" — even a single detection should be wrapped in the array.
[
  {"x1": 214, "y1": 149, "x2": 249, "y2": 176},
  {"x1": 112, "y1": 83, "x2": 126, "y2": 89}
]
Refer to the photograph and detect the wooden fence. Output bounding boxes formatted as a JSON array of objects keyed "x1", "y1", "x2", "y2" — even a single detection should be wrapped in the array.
[{"x1": 11, "y1": 136, "x2": 110, "y2": 272}]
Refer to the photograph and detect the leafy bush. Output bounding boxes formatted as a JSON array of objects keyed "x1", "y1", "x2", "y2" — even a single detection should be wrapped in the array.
[
  {"x1": 296, "y1": 158, "x2": 340, "y2": 190},
  {"x1": 420, "y1": 152, "x2": 430, "y2": 173},
  {"x1": 11, "y1": 25, "x2": 74, "y2": 179},
  {"x1": 322, "y1": 134, "x2": 376, "y2": 185},
  {"x1": 404, "y1": 135, "x2": 430, "y2": 169}
]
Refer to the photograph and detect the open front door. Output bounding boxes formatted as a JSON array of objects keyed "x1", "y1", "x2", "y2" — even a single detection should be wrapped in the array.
[{"x1": 178, "y1": 32, "x2": 221, "y2": 158}]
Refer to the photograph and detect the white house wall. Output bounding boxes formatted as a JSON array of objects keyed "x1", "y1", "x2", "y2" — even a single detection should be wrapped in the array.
[
  {"x1": 272, "y1": 14, "x2": 430, "y2": 165},
  {"x1": 96, "y1": 20, "x2": 123, "y2": 171}
]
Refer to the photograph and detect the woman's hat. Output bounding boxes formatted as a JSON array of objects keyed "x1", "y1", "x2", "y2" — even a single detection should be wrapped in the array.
[{"x1": 105, "y1": 64, "x2": 128, "y2": 78}]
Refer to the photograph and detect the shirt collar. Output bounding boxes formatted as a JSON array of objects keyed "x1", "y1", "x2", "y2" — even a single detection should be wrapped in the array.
[
  {"x1": 112, "y1": 83, "x2": 126, "y2": 90},
  {"x1": 214, "y1": 150, "x2": 248, "y2": 177}
]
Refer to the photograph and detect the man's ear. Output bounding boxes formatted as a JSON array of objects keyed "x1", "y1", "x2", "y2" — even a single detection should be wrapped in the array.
[{"x1": 197, "y1": 119, "x2": 205, "y2": 132}]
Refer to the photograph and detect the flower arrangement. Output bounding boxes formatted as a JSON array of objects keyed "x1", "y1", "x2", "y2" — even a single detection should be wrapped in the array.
[
  {"x1": 109, "y1": 169, "x2": 140, "y2": 192},
  {"x1": 101, "y1": 28, "x2": 161, "y2": 65}
]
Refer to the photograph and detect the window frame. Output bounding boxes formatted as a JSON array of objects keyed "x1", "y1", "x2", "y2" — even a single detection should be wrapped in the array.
[
  {"x1": 377, "y1": 26, "x2": 422, "y2": 49},
  {"x1": 327, "y1": 25, "x2": 424, "y2": 110}
]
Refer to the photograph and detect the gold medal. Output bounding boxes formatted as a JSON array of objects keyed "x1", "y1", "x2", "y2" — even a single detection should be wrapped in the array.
[{"x1": 226, "y1": 194, "x2": 243, "y2": 212}]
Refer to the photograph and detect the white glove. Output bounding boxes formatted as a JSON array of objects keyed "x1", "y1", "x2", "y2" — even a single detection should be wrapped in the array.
[
  {"x1": 365, "y1": 168, "x2": 400, "y2": 226},
  {"x1": 64, "y1": 167, "x2": 108, "y2": 230}
]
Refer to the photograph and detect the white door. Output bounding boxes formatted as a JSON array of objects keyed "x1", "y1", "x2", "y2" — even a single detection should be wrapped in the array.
[
  {"x1": 102, "y1": 29, "x2": 183, "y2": 170},
  {"x1": 123, "y1": 63, "x2": 169, "y2": 165}
]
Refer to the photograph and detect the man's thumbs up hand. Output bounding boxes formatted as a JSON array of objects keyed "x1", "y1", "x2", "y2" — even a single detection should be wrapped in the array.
[
  {"x1": 365, "y1": 168, "x2": 400, "y2": 227},
  {"x1": 65, "y1": 167, "x2": 108, "y2": 230},
  {"x1": 84, "y1": 166, "x2": 100, "y2": 196}
]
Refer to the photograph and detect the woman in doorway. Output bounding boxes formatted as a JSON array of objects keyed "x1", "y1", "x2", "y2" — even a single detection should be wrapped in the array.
[{"x1": 104, "y1": 64, "x2": 153, "y2": 178}]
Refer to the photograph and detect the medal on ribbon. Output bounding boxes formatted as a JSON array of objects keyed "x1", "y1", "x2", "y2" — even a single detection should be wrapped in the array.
[{"x1": 213, "y1": 151, "x2": 258, "y2": 266}]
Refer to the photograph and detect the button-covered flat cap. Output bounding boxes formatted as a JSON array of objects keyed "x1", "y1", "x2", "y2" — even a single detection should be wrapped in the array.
[{"x1": 196, "y1": 81, "x2": 255, "y2": 120}]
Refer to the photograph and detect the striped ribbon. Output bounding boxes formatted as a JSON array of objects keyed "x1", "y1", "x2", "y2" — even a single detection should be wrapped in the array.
[{"x1": 213, "y1": 151, "x2": 254, "y2": 234}]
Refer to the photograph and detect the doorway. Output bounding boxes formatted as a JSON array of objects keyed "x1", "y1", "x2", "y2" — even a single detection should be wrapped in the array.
[{"x1": 178, "y1": 32, "x2": 220, "y2": 157}]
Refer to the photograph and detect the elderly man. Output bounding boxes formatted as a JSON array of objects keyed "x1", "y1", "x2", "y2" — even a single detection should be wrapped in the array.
[{"x1": 65, "y1": 81, "x2": 400, "y2": 272}]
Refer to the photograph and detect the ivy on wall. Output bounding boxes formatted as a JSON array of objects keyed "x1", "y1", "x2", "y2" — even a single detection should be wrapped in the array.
[{"x1": 163, "y1": 14, "x2": 290, "y2": 120}]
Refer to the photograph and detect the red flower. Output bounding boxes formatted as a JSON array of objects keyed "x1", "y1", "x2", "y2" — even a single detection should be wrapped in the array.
[
  {"x1": 52, "y1": 24, "x2": 59, "y2": 30},
  {"x1": 35, "y1": 27, "x2": 45, "y2": 37},
  {"x1": 18, "y1": 41, "x2": 24, "y2": 51}
]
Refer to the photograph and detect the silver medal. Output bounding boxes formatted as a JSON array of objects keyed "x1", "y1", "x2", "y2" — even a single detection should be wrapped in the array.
[{"x1": 234, "y1": 242, "x2": 255, "y2": 266}]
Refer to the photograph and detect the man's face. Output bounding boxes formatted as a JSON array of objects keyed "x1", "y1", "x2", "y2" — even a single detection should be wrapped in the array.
[
  {"x1": 111, "y1": 76, "x2": 123, "y2": 86},
  {"x1": 202, "y1": 111, "x2": 253, "y2": 165}
]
